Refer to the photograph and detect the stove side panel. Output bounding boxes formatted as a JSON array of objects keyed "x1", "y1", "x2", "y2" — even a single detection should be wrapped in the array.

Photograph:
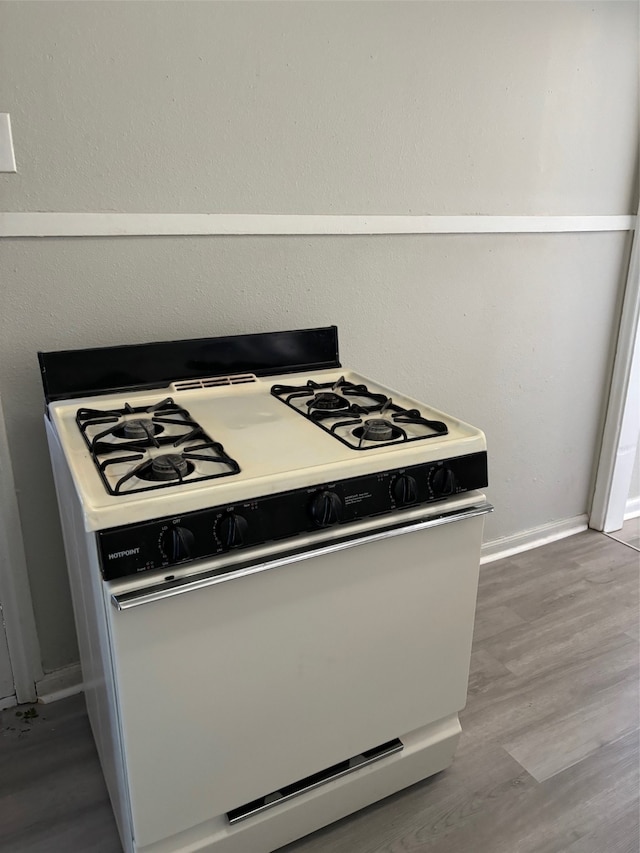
[{"x1": 44, "y1": 417, "x2": 134, "y2": 853}]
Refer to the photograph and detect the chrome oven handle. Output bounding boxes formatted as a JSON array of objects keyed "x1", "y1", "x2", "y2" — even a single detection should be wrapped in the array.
[{"x1": 111, "y1": 502, "x2": 493, "y2": 611}]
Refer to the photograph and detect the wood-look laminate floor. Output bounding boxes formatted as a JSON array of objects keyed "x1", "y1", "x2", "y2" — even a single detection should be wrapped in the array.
[
  {"x1": 606, "y1": 516, "x2": 640, "y2": 552},
  {"x1": 1, "y1": 530, "x2": 638, "y2": 853}
]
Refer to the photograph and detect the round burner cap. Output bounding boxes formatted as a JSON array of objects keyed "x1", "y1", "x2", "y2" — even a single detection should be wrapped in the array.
[
  {"x1": 352, "y1": 418, "x2": 403, "y2": 443},
  {"x1": 307, "y1": 392, "x2": 350, "y2": 411},
  {"x1": 151, "y1": 453, "x2": 190, "y2": 481},
  {"x1": 123, "y1": 418, "x2": 156, "y2": 440}
]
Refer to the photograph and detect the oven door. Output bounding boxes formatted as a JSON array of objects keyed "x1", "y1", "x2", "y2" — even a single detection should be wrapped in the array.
[{"x1": 106, "y1": 495, "x2": 491, "y2": 848}]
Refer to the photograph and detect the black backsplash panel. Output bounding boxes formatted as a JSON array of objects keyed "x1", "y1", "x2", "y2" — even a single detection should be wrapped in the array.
[{"x1": 39, "y1": 326, "x2": 340, "y2": 403}]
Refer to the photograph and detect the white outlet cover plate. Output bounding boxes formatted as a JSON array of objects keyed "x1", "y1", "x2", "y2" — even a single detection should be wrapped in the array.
[{"x1": 0, "y1": 114, "x2": 17, "y2": 172}]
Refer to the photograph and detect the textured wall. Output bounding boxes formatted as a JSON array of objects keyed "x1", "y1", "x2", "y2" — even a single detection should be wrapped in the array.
[
  {"x1": 1, "y1": 1, "x2": 638, "y2": 215},
  {"x1": 0, "y1": 1, "x2": 638, "y2": 672}
]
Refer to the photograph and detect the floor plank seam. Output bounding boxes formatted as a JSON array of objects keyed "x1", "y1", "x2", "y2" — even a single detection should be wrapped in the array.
[{"x1": 602, "y1": 533, "x2": 640, "y2": 553}]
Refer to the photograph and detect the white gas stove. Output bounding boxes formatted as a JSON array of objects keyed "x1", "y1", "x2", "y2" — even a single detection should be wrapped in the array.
[{"x1": 40, "y1": 327, "x2": 491, "y2": 853}]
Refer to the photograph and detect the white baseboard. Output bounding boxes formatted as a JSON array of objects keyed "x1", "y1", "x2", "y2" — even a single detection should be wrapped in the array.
[
  {"x1": 624, "y1": 496, "x2": 640, "y2": 520},
  {"x1": 36, "y1": 663, "x2": 83, "y2": 704},
  {"x1": 0, "y1": 693, "x2": 17, "y2": 711},
  {"x1": 481, "y1": 514, "x2": 589, "y2": 565}
]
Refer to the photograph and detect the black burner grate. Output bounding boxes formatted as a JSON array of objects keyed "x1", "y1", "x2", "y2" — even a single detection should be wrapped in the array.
[
  {"x1": 271, "y1": 377, "x2": 448, "y2": 450},
  {"x1": 76, "y1": 397, "x2": 240, "y2": 495}
]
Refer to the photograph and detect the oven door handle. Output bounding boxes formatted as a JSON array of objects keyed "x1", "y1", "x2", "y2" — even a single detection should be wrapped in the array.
[{"x1": 111, "y1": 501, "x2": 494, "y2": 611}]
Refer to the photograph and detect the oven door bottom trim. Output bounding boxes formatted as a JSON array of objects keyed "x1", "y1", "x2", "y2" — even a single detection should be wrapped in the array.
[{"x1": 111, "y1": 501, "x2": 493, "y2": 611}]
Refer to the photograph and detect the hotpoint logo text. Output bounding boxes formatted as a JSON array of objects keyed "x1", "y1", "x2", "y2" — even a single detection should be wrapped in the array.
[{"x1": 108, "y1": 548, "x2": 141, "y2": 560}]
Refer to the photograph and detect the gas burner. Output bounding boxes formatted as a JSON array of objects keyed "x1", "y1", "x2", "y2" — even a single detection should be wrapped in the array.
[
  {"x1": 271, "y1": 379, "x2": 449, "y2": 451},
  {"x1": 306, "y1": 392, "x2": 350, "y2": 411},
  {"x1": 353, "y1": 419, "x2": 402, "y2": 443},
  {"x1": 116, "y1": 419, "x2": 163, "y2": 441},
  {"x1": 142, "y1": 454, "x2": 193, "y2": 482},
  {"x1": 76, "y1": 397, "x2": 204, "y2": 453},
  {"x1": 75, "y1": 398, "x2": 241, "y2": 495}
]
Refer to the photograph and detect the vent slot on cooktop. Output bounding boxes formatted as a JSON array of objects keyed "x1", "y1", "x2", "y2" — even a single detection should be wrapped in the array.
[
  {"x1": 171, "y1": 374, "x2": 257, "y2": 391},
  {"x1": 226, "y1": 737, "x2": 403, "y2": 825}
]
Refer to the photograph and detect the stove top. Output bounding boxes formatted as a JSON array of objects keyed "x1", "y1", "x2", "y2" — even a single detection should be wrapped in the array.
[
  {"x1": 45, "y1": 368, "x2": 485, "y2": 530},
  {"x1": 41, "y1": 329, "x2": 486, "y2": 531}
]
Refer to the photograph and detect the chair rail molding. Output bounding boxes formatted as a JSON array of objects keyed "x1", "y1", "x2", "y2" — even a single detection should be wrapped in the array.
[{"x1": 0, "y1": 212, "x2": 635, "y2": 238}]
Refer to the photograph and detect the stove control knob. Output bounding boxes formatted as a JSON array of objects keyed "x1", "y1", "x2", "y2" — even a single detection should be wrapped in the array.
[
  {"x1": 217, "y1": 512, "x2": 249, "y2": 548},
  {"x1": 393, "y1": 474, "x2": 418, "y2": 506},
  {"x1": 160, "y1": 526, "x2": 195, "y2": 563},
  {"x1": 309, "y1": 490, "x2": 344, "y2": 528},
  {"x1": 430, "y1": 466, "x2": 457, "y2": 498}
]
